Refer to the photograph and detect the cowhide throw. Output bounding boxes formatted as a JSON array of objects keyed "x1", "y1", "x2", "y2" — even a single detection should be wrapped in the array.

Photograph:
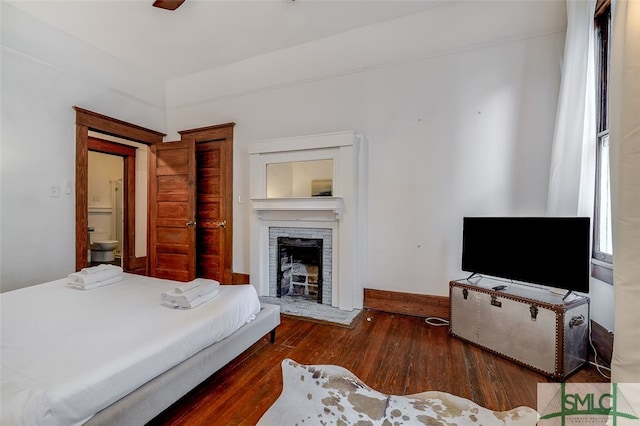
[{"x1": 257, "y1": 359, "x2": 539, "y2": 425}]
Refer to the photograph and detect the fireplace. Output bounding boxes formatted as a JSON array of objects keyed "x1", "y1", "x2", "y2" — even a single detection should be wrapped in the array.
[
  {"x1": 249, "y1": 131, "x2": 367, "y2": 311},
  {"x1": 269, "y1": 227, "x2": 332, "y2": 304},
  {"x1": 277, "y1": 237, "x2": 323, "y2": 302}
]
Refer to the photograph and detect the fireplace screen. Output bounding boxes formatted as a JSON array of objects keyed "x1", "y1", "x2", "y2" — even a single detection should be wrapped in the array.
[{"x1": 277, "y1": 237, "x2": 323, "y2": 303}]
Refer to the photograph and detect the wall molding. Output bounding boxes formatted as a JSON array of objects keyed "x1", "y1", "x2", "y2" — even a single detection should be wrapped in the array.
[
  {"x1": 1, "y1": 45, "x2": 165, "y2": 111},
  {"x1": 167, "y1": 29, "x2": 563, "y2": 111}
]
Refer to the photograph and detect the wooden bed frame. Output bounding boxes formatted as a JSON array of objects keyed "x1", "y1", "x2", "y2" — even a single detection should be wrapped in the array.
[{"x1": 86, "y1": 303, "x2": 280, "y2": 425}]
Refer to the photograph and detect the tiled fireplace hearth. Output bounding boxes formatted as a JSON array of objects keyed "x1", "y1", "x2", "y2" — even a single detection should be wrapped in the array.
[{"x1": 249, "y1": 131, "x2": 367, "y2": 311}]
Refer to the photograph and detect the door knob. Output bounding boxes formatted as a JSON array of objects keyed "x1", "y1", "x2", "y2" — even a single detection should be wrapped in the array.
[
  {"x1": 218, "y1": 220, "x2": 227, "y2": 228},
  {"x1": 186, "y1": 221, "x2": 197, "y2": 227}
]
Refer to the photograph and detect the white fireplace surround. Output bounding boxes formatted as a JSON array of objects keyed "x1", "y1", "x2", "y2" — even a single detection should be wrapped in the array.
[{"x1": 249, "y1": 131, "x2": 367, "y2": 311}]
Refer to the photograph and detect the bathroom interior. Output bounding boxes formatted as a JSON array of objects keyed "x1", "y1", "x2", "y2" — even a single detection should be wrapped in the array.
[{"x1": 88, "y1": 150, "x2": 124, "y2": 266}]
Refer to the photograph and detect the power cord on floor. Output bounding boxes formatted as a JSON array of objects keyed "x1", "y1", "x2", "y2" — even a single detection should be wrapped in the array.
[{"x1": 424, "y1": 317, "x2": 450, "y2": 326}]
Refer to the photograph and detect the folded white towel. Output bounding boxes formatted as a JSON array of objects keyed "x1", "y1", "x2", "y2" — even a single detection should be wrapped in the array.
[
  {"x1": 80, "y1": 264, "x2": 111, "y2": 274},
  {"x1": 161, "y1": 280, "x2": 220, "y2": 304},
  {"x1": 68, "y1": 265, "x2": 123, "y2": 286},
  {"x1": 162, "y1": 288, "x2": 220, "y2": 309},
  {"x1": 173, "y1": 278, "x2": 220, "y2": 293},
  {"x1": 67, "y1": 275, "x2": 123, "y2": 290}
]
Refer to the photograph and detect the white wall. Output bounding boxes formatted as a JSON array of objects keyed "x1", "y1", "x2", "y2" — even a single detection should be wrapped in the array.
[
  {"x1": 88, "y1": 151, "x2": 122, "y2": 211},
  {"x1": 165, "y1": 3, "x2": 560, "y2": 282},
  {"x1": 165, "y1": 0, "x2": 614, "y2": 330},
  {"x1": 0, "y1": 3, "x2": 165, "y2": 292}
]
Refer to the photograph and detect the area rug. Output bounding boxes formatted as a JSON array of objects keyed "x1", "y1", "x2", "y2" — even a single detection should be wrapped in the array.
[
  {"x1": 257, "y1": 359, "x2": 539, "y2": 426},
  {"x1": 259, "y1": 296, "x2": 362, "y2": 328}
]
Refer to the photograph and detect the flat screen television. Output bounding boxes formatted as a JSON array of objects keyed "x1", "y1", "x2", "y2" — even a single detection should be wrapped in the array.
[{"x1": 461, "y1": 217, "x2": 590, "y2": 294}]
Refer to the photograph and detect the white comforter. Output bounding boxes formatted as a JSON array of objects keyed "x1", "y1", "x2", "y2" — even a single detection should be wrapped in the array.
[{"x1": 0, "y1": 273, "x2": 261, "y2": 426}]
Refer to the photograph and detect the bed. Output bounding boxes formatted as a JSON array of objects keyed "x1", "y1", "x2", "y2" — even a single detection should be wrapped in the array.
[{"x1": 1, "y1": 273, "x2": 280, "y2": 425}]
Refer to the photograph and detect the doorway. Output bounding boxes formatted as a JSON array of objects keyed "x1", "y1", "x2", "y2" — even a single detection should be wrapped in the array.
[
  {"x1": 74, "y1": 107, "x2": 165, "y2": 272},
  {"x1": 88, "y1": 151, "x2": 123, "y2": 264},
  {"x1": 88, "y1": 138, "x2": 136, "y2": 267}
]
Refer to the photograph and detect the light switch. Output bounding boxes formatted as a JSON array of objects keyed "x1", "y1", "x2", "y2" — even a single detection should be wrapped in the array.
[{"x1": 50, "y1": 185, "x2": 60, "y2": 197}]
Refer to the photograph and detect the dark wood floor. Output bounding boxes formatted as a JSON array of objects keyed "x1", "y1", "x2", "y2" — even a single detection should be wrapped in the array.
[{"x1": 147, "y1": 309, "x2": 609, "y2": 425}]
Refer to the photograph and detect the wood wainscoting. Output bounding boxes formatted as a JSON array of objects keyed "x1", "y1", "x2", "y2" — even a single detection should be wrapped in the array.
[{"x1": 364, "y1": 288, "x2": 449, "y2": 319}]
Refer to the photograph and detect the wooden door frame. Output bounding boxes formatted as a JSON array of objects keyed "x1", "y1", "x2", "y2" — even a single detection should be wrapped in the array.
[
  {"x1": 179, "y1": 123, "x2": 235, "y2": 283},
  {"x1": 74, "y1": 107, "x2": 164, "y2": 272}
]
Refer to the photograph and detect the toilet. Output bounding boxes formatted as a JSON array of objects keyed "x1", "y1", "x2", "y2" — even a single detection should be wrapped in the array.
[{"x1": 90, "y1": 240, "x2": 119, "y2": 262}]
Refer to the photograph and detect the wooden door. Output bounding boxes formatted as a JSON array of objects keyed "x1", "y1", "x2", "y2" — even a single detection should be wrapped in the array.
[
  {"x1": 180, "y1": 123, "x2": 235, "y2": 284},
  {"x1": 149, "y1": 140, "x2": 196, "y2": 281},
  {"x1": 196, "y1": 140, "x2": 229, "y2": 281}
]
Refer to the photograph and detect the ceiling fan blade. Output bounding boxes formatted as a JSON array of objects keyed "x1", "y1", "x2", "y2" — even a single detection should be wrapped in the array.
[{"x1": 152, "y1": 0, "x2": 186, "y2": 11}]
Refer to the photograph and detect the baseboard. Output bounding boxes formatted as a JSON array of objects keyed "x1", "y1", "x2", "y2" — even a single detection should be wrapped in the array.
[
  {"x1": 590, "y1": 320, "x2": 613, "y2": 368},
  {"x1": 127, "y1": 256, "x2": 147, "y2": 276},
  {"x1": 232, "y1": 272, "x2": 250, "y2": 284},
  {"x1": 364, "y1": 288, "x2": 449, "y2": 319}
]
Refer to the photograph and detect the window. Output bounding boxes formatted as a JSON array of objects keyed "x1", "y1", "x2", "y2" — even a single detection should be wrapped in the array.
[{"x1": 592, "y1": 0, "x2": 613, "y2": 284}]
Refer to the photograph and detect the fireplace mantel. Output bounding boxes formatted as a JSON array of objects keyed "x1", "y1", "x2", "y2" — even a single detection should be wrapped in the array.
[
  {"x1": 252, "y1": 197, "x2": 345, "y2": 220},
  {"x1": 249, "y1": 131, "x2": 367, "y2": 311}
]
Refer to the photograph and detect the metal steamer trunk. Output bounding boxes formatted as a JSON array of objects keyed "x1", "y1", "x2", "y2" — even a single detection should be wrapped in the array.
[{"x1": 449, "y1": 278, "x2": 590, "y2": 380}]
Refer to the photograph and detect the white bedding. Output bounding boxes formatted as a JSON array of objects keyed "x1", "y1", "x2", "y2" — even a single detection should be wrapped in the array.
[{"x1": 0, "y1": 273, "x2": 261, "y2": 426}]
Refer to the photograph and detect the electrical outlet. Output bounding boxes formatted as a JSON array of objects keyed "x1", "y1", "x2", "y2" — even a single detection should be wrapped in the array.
[{"x1": 49, "y1": 185, "x2": 60, "y2": 197}]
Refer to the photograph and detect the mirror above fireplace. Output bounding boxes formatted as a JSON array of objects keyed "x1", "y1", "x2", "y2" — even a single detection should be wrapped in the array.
[{"x1": 266, "y1": 159, "x2": 333, "y2": 198}]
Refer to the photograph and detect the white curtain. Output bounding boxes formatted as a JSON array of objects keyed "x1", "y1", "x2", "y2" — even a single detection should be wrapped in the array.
[
  {"x1": 547, "y1": 0, "x2": 597, "y2": 217},
  {"x1": 610, "y1": 0, "x2": 640, "y2": 391}
]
